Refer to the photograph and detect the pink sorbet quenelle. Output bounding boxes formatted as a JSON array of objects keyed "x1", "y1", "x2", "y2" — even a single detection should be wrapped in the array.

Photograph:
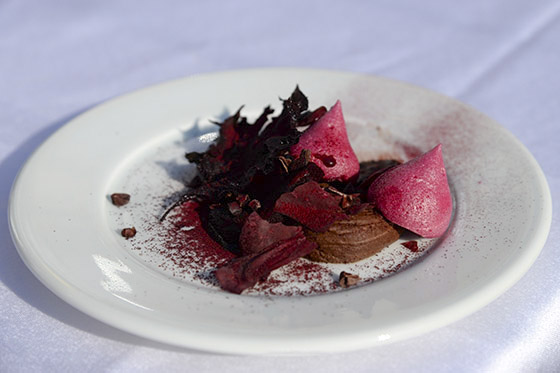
[
  {"x1": 290, "y1": 100, "x2": 360, "y2": 182},
  {"x1": 367, "y1": 144, "x2": 452, "y2": 238}
]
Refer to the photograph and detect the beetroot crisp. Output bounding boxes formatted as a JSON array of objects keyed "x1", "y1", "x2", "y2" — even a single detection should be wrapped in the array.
[
  {"x1": 273, "y1": 181, "x2": 348, "y2": 232},
  {"x1": 215, "y1": 233, "x2": 317, "y2": 294},
  {"x1": 162, "y1": 87, "x2": 400, "y2": 294},
  {"x1": 239, "y1": 212, "x2": 302, "y2": 255}
]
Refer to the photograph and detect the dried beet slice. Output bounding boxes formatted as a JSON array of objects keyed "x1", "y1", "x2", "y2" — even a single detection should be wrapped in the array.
[
  {"x1": 239, "y1": 212, "x2": 301, "y2": 255},
  {"x1": 171, "y1": 201, "x2": 236, "y2": 262},
  {"x1": 273, "y1": 181, "x2": 347, "y2": 232},
  {"x1": 215, "y1": 232, "x2": 317, "y2": 294}
]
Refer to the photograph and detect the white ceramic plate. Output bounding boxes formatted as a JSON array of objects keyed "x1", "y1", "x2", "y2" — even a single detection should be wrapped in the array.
[{"x1": 9, "y1": 68, "x2": 552, "y2": 354}]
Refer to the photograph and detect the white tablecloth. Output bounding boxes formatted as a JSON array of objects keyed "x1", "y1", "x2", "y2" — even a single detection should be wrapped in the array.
[{"x1": 1, "y1": 1, "x2": 558, "y2": 371}]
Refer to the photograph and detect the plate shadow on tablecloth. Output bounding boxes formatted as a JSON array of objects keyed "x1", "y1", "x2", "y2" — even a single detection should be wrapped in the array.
[{"x1": 0, "y1": 109, "x2": 207, "y2": 354}]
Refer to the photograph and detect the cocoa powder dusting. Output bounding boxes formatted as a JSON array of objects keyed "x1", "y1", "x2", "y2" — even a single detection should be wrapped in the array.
[{"x1": 250, "y1": 259, "x2": 337, "y2": 295}]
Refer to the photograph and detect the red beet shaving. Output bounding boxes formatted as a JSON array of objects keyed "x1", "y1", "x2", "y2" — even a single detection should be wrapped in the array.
[
  {"x1": 239, "y1": 212, "x2": 302, "y2": 255},
  {"x1": 215, "y1": 232, "x2": 317, "y2": 294},
  {"x1": 273, "y1": 181, "x2": 348, "y2": 232},
  {"x1": 172, "y1": 201, "x2": 236, "y2": 262}
]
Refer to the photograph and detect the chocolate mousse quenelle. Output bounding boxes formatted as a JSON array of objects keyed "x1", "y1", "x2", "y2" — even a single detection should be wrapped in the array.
[{"x1": 168, "y1": 87, "x2": 452, "y2": 294}]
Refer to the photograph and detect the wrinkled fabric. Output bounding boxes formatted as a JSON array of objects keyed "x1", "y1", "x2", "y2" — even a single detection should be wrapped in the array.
[{"x1": 1, "y1": 1, "x2": 559, "y2": 371}]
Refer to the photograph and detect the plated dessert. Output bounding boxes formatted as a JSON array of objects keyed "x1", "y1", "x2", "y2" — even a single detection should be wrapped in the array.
[
  {"x1": 12, "y1": 68, "x2": 549, "y2": 352},
  {"x1": 113, "y1": 87, "x2": 452, "y2": 294}
]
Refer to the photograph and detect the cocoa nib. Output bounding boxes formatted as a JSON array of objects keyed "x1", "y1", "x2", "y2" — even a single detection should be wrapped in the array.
[
  {"x1": 248, "y1": 199, "x2": 261, "y2": 211},
  {"x1": 288, "y1": 161, "x2": 324, "y2": 188},
  {"x1": 339, "y1": 271, "x2": 360, "y2": 288},
  {"x1": 289, "y1": 148, "x2": 311, "y2": 171},
  {"x1": 121, "y1": 227, "x2": 136, "y2": 239},
  {"x1": 278, "y1": 156, "x2": 291, "y2": 173},
  {"x1": 324, "y1": 185, "x2": 361, "y2": 210},
  {"x1": 111, "y1": 193, "x2": 130, "y2": 206},
  {"x1": 215, "y1": 232, "x2": 317, "y2": 294}
]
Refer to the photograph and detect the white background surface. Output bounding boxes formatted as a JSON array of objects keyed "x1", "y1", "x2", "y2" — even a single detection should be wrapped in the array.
[{"x1": 1, "y1": 1, "x2": 558, "y2": 371}]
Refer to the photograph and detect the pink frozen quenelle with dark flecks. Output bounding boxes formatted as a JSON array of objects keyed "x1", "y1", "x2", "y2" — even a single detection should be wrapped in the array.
[
  {"x1": 367, "y1": 144, "x2": 452, "y2": 238},
  {"x1": 290, "y1": 100, "x2": 360, "y2": 183}
]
